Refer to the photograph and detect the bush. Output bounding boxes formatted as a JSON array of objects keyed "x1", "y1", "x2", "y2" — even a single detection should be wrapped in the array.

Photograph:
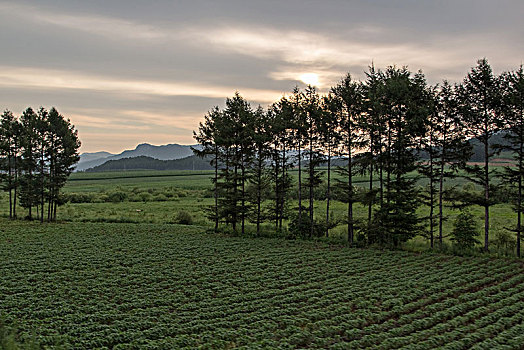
[
  {"x1": 107, "y1": 191, "x2": 127, "y2": 203},
  {"x1": 491, "y1": 230, "x2": 516, "y2": 256},
  {"x1": 154, "y1": 194, "x2": 168, "y2": 202},
  {"x1": 450, "y1": 209, "x2": 480, "y2": 250},
  {"x1": 175, "y1": 211, "x2": 193, "y2": 225},
  {"x1": 287, "y1": 213, "x2": 327, "y2": 239}
]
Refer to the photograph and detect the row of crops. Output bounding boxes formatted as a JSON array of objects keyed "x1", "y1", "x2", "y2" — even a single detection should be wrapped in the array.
[{"x1": 1, "y1": 220, "x2": 523, "y2": 349}]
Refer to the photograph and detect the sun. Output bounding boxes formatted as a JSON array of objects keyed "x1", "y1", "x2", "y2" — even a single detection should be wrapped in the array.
[{"x1": 300, "y1": 73, "x2": 319, "y2": 86}]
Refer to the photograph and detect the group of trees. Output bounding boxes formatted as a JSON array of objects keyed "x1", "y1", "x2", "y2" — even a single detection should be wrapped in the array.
[
  {"x1": 0, "y1": 107, "x2": 81, "y2": 222},
  {"x1": 194, "y1": 59, "x2": 524, "y2": 256}
]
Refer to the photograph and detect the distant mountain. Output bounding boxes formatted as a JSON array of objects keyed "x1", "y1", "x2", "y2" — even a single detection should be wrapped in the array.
[
  {"x1": 76, "y1": 143, "x2": 201, "y2": 171},
  {"x1": 86, "y1": 155, "x2": 212, "y2": 172},
  {"x1": 78, "y1": 151, "x2": 114, "y2": 164}
]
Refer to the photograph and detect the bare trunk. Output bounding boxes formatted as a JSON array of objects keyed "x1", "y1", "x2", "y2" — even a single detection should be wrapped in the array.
[
  {"x1": 518, "y1": 136, "x2": 523, "y2": 257},
  {"x1": 309, "y1": 138, "x2": 314, "y2": 239},
  {"x1": 347, "y1": 132, "x2": 353, "y2": 244},
  {"x1": 368, "y1": 133, "x2": 374, "y2": 225},
  {"x1": 214, "y1": 146, "x2": 219, "y2": 232},
  {"x1": 325, "y1": 147, "x2": 331, "y2": 237},
  {"x1": 280, "y1": 144, "x2": 286, "y2": 229},
  {"x1": 241, "y1": 159, "x2": 245, "y2": 235},
  {"x1": 484, "y1": 134, "x2": 489, "y2": 252},
  {"x1": 256, "y1": 155, "x2": 262, "y2": 235},
  {"x1": 428, "y1": 132, "x2": 434, "y2": 248},
  {"x1": 8, "y1": 154, "x2": 12, "y2": 219},
  {"x1": 438, "y1": 157, "x2": 445, "y2": 248},
  {"x1": 298, "y1": 142, "x2": 302, "y2": 225}
]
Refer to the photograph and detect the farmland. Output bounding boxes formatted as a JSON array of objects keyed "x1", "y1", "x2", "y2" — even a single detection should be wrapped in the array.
[
  {"x1": 0, "y1": 169, "x2": 512, "y2": 250},
  {"x1": 1, "y1": 220, "x2": 523, "y2": 349}
]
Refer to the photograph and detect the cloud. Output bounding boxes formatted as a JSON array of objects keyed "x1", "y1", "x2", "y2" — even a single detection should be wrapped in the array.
[
  {"x1": 0, "y1": 2, "x2": 169, "y2": 41},
  {"x1": 0, "y1": 66, "x2": 284, "y2": 103},
  {"x1": 191, "y1": 26, "x2": 520, "y2": 84}
]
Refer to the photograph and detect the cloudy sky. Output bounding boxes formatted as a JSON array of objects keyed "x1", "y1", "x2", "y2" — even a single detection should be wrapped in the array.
[{"x1": 0, "y1": 0, "x2": 522, "y2": 153}]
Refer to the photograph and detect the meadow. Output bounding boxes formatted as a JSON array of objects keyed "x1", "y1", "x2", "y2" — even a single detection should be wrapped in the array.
[
  {"x1": 11, "y1": 169, "x2": 513, "y2": 253},
  {"x1": 1, "y1": 220, "x2": 523, "y2": 349}
]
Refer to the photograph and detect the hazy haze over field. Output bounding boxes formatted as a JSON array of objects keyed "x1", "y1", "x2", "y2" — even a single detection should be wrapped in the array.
[{"x1": 0, "y1": 0, "x2": 522, "y2": 152}]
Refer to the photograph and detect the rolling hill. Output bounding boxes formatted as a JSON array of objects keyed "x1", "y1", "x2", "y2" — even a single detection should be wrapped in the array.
[{"x1": 76, "y1": 143, "x2": 201, "y2": 171}]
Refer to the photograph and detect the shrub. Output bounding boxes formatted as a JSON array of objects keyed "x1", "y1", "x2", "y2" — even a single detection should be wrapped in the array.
[
  {"x1": 175, "y1": 211, "x2": 193, "y2": 225},
  {"x1": 154, "y1": 194, "x2": 168, "y2": 202},
  {"x1": 107, "y1": 191, "x2": 127, "y2": 203},
  {"x1": 450, "y1": 209, "x2": 480, "y2": 250},
  {"x1": 491, "y1": 230, "x2": 516, "y2": 255},
  {"x1": 138, "y1": 192, "x2": 152, "y2": 203},
  {"x1": 287, "y1": 213, "x2": 326, "y2": 239}
]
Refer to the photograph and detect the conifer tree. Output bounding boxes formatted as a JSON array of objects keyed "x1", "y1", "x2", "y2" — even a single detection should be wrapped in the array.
[
  {"x1": 268, "y1": 98, "x2": 293, "y2": 230},
  {"x1": 496, "y1": 66, "x2": 524, "y2": 257},
  {"x1": 320, "y1": 94, "x2": 341, "y2": 237},
  {"x1": 0, "y1": 110, "x2": 21, "y2": 219},
  {"x1": 302, "y1": 85, "x2": 324, "y2": 238},
  {"x1": 458, "y1": 58, "x2": 503, "y2": 252},
  {"x1": 18, "y1": 107, "x2": 39, "y2": 219},
  {"x1": 45, "y1": 108, "x2": 80, "y2": 221},
  {"x1": 249, "y1": 106, "x2": 273, "y2": 235},
  {"x1": 434, "y1": 82, "x2": 471, "y2": 247},
  {"x1": 369, "y1": 67, "x2": 431, "y2": 246},
  {"x1": 193, "y1": 107, "x2": 223, "y2": 232},
  {"x1": 360, "y1": 65, "x2": 385, "y2": 224},
  {"x1": 331, "y1": 74, "x2": 361, "y2": 242}
]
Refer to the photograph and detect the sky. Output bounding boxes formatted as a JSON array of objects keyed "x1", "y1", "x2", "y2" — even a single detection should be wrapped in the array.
[{"x1": 0, "y1": 0, "x2": 523, "y2": 153}]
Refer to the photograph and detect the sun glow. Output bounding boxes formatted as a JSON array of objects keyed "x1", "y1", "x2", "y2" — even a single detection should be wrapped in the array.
[{"x1": 300, "y1": 73, "x2": 319, "y2": 86}]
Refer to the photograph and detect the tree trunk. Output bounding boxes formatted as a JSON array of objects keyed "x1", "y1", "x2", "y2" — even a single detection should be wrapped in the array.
[
  {"x1": 8, "y1": 154, "x2": 12, "y2": 219},
  {"x1": 325, "y1": 147, "x2": 331, "y2": 237},
  {"x1": 518, "y1": 136, "x2": 523, "y2": 257},
  {"x1": 368, "y1": 133, "x2": 374, "y2": 225},
  {"x1": 274, "y1": 150, "x2": 280, "y2": 229},
  {"x1": 241, "y1": 159, "x2": 245, "y2": 235},
  {"x1": 309, "y1": 133, "x2": 314, "y2": 239},
  {"x1": 347, "y1": 132, "x2": 353, "y2": 244},
  {"x1": 40, "y1": 157, "x2": 45, "y2": 224},
  {"x1": 438, "y1": 155, "x2": 445, "y2": 248},
  {"x1": 214, "y1": 146, "x2": 219, "y2": 232},
  {"x1": 256, "y1": 155, "x2": 262, "y2": 236},
  {"x1": 484, "y1": 133, "x2": 490, "y2": 252},
  {"x1": 280, "y1": 143, "x2": 286, "y2": 229},
  {"x1": 298, "y1": 142, "x2": 302, "y2": 225},
  {"x1": 233, "y1": 163, "x2": 238, "y2": 232},
  {"x1": 13, "y1": 158, "x2": 17, "y2": 219},
  {"x1": 428, "y1": 132, "x2": 434, "y2": 249}
]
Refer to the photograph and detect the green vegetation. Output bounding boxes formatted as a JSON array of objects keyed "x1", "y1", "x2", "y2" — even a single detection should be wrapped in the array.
[
  {"x1": 193, "y1": 59, "x2": 524, "y2": 256},
  {"x1": 1, "y1": 220, "x2": 523, "y2": 349},
  {"x1": 85, "y1": 155, "x2": 213, "y2": 172},
  {"x1": 0, "y1": 107, "x2": 80, "y2": 222}
]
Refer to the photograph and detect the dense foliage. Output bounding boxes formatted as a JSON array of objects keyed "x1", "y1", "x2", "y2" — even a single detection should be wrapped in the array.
[
  {"x1": 1, "y1": 220, "x2": 523, "y2": 349},
  {"x1": 0, "y1": 107, "x2": 80, "y2": 222},
  {"x1": 195, "y1": 59, "x2": 524, "y2": 256}
]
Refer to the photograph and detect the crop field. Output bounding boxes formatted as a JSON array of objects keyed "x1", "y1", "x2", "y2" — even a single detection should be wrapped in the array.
[{"x1": 1, "y1": 220, "x2": 523, "y2": 349}]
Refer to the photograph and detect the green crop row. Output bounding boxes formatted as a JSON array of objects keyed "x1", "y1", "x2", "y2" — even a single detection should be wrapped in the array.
[{"x1": 1, "y1": 220, "x2": 523, "y2": 349}]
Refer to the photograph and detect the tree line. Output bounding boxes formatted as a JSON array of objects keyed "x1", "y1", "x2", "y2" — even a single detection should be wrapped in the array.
[
  {"x1": 0, "y1": 107, "x2": 81, "y2": 222},
  {"x1": 194, "y1": 59, "x2": 524, "y2": 257}
]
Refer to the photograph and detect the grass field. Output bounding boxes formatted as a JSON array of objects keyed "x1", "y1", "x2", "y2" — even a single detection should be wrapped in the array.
[
  {"x1": 1, "y1": 219, "x2": 523, "y2": 349},
  {"x1": 0, "y1": 169, "x2": 518, "y2": 252}
]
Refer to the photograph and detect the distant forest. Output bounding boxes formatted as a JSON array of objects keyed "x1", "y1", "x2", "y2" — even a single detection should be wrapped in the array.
[
  {"x1": 86, "y1": 155, "x2": 213, "y2": 172},
  {"x1": 83, "y1": 133, "x2": 513, "y2": 172},
  {"x1": 194, "y1": 59, "x2": 524, "y2": 257}
]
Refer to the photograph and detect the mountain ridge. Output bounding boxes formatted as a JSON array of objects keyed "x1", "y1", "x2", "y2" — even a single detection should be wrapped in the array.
[{"x1": 76, "y1": 143, "x2": 201, "y2": 171}]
